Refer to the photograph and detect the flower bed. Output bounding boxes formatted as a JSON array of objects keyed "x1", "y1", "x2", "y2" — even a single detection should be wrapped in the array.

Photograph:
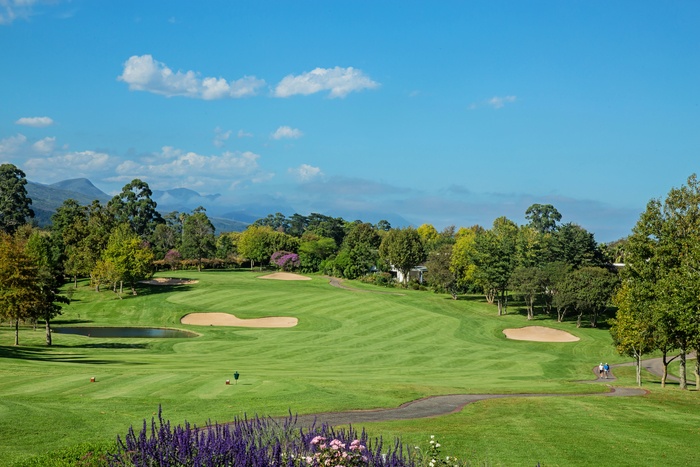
[{"x1": 109, "y1": 408, "x2": 473, "y2": 466}]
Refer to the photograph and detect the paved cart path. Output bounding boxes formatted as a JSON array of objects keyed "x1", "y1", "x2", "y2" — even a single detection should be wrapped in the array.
[{"x1": 276, "y1": 355, "x2": 700, "y2": 427}]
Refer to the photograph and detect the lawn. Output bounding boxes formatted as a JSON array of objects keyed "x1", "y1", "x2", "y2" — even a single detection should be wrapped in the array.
[{"x1": 0, "y1": 270, "x2": 696, "y2": 466}]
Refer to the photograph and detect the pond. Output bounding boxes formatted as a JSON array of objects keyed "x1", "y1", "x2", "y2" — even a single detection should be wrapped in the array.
[{"x1": 52, "y1": 327, "x2": 198, "y2": 338}]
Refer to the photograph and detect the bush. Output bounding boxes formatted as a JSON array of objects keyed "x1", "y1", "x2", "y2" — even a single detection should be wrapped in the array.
[{"x1": 110, "y1": 408, "x2": 413, "y2": 466}]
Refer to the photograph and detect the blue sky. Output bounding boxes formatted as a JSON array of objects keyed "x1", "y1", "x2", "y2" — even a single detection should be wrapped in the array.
[{"x1": 1, "y1": 1, "x2": 698, "y2": 242}]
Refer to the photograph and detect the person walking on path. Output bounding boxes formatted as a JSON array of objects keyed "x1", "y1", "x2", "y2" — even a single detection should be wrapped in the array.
[
  {"x1": 598, "y1": 363, "x2": 604, "y2": 379},
  {"x1": 604, "y1": 363, "x2": 610, "y2": 379}
]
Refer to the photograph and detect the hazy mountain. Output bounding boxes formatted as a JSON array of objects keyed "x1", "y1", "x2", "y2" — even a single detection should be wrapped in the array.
[
  {"x1": 25, "y1": 178, "x2": 409, "y2": 233},
  {"x1": 49, "y1": 178, "x2": 111, "y2": 201},
  {"x1": 26, "y1": 179, "x2": 250, "y2": 232},
  {"x1": 152, "y1": 188, "x2": 220, "y2": 213},
  {"x1": 26, "y1": 180, "x2": 110, "y2": 227}
]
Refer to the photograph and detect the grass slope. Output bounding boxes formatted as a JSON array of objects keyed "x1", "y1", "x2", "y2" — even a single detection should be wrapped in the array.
[{"x1": 0, "y1": 270, "x2": 696, "y2": 466}]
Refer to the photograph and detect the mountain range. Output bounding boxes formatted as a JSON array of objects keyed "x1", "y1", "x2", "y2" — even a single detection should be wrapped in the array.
[{"x1": 25, "y1": 178, "x2": 412, "y2": 232}]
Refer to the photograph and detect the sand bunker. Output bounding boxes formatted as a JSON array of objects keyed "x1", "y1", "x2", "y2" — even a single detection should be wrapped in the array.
[
  {"x1": 258, "y1": 272, "x2": 311, "y2": 281},
  {"x1": 181, "y1": 312, "x2": 298, "y2": 328},
  {"x1": 141, "y1": 278, "x2": 199, "y2": 285},
  {"x1": 503, "y1": 326, "x2": 579, "y2": 342}
]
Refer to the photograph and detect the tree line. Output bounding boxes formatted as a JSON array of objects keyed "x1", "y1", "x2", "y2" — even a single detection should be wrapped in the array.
[
  {"x1": 3, "y1": 159, "x2": 698, "y2": 387},
  {"x1": 0, "y1": 161, "x2": 621, "y2": 346},
  {"x1": 610, "y1": 174, "x2": 700, "y2": 389}
]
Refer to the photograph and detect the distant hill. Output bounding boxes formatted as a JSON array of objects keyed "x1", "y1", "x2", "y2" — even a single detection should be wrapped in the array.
[
  {"x1": 49, "y1": 178, "x2": 111, "y2": 201},
  {"x1": 25, "y1": 178, "x2": 408, "y2": 233},
  {"x1": 26, "y1": 180, "x2": 110, "y2": 227},
  {"x1": 25, "y1": 179, "x2": 249, "y2": 233}
]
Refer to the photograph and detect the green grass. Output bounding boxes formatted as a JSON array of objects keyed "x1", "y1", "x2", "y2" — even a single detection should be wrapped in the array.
[{"x1": 0, "y1": 270, "x2": 696, "y2": 466}]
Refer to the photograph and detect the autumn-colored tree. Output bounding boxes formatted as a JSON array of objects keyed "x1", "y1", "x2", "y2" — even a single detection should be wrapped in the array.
[{"x1": 0, "y1": 233, "x2": 40, "y2": 345}]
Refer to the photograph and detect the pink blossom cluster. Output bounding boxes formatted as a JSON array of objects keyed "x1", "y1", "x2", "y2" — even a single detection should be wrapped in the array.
[{"x1": 307, "y1": 436, "x2": 369, "y2": 466}]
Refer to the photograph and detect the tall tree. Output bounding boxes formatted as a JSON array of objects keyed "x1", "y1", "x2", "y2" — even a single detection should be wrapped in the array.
[
  {"x1": 108, "y1": 179, "x2": 163, "y2": 239},
  {"x1": 238, "y1": 225, "x2": 276, "y2": 270},
  {"x1": 622, "y1": 174, "x2": 700, "y2": 390},
  {"x1": 424, "y1": 243, "x2": 458, "y2": 299},
  {"x1": 379, "y1": 227, "x2": 426, "y2": 287},
  {"x1": 25, "y1": 230, "x2": 69, "y2": 346},
  {"x1": 548, "y1": 222, "x2": 603, "y2": 268},
  {"x1": 0, "y1": 232, "x2": 40, "y2": 345},
  {"x1": 0, "y1": 163, "x2": 34, "y2": 234},
  {"x1": 525, "y1": 203, "x2": 561, "y2": 234},
  {"x1": 509, "y1": 266, "x2": 545, "y2": 320},
  {"x1": 340, "y1": 222, "x2": 381, "y2": 279},
  {"x1": 450, "y1": 226, "x2": 480, "y2": 293},
  {"x1": 99, "y1": 224, "x2": 154, "y2": 295},
  {"x1": 610, "y1": 281, "x2": 656, "y2": 387},
  {"x1": 181, "y1": 207, "x2": 216, "y2": 272},
  {"x1": 471, "y1": 217, "x2": 518, "y2": 315}
]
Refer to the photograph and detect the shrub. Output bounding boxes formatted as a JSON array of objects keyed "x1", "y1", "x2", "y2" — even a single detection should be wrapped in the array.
[
  {"x1": 271, "y1": 251, "x2": 301, "y2": 272},
  {"x1": 110, "y1": 408, "x2": 415, "y2": 466}
]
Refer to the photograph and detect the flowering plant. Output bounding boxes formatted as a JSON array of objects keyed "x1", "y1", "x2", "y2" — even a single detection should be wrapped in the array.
[
  {"x1": 301, "y1": 436, "x2": 369, "y2": 466},
  {"x1": 271, "y1": 251, "x2": 301, "y2": 271}
]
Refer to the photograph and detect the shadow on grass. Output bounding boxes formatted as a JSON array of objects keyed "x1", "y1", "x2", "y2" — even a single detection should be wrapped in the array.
[
  {"x1": 136, "y1": 283, "x2": 196, "y2": 297},
  {"x1": 52, "y1": 318, "x2": 94, "y2": 325},
  {"x1": 0, "y1": 345, "x2": 142, "y2": 364}
]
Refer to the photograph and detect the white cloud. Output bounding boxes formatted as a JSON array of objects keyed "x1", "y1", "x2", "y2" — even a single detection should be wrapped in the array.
[
  {"x1": 271, "y1": 126, "x2": 303, "y2": 140},
  {"x1": 469, "y1": 95, "x2": 517, "y2": 110},
  {"x1": 24, "y1": 150, "x2": 111, "y2": 180},
  {"x1": 15, "y1": 116, "x2": 54, "y2": 127},
  {"x1": 114, "y1": 146, "x2": 270, "y2": 191},
  {"x1": 0, "y1": 0, "x2": 36, "y2": 25},
  {"x1": 213, "y1": 127, "x2": 231, "y2": 148},
  {"x1": 118, "y1": 55, "x2": 266, "y2": 100},
  {"x1": 274, "y1": 66, "x2": 379, "y2": 98},
  {"x1": 488, "y1": 95, "x2": 517, "y2": 109},
  {"x1": 237, "y1": 129, "x2": 253, "y2": 138},
  {"x1": 289, "y1": 164, "x2": 323, "y2": 182},
  {"x1": 31, "y1": 136, "x2": 55, "y2": 154},
  {"x1": 0, "y1": 133, "x2": 27, "y2": 156}
]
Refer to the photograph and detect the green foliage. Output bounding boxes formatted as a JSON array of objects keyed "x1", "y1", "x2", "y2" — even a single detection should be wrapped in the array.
[
  {"x1": 180, "y1": 207, "x2": 216, "y2": 271},
  {"x1": 0, "y1": 163, "x2": 34, "y2": 234},
  {"x1": 379, "y1": 227, "x2": 426, "y2": 286},
  {"x1": 470, "y1": 217, "x2": 518, "y2": 313},
  {"x1": 107, "y1": 179, "x2": 163, "y2": 240},
  {"x1": 524, "y1": 203, "x2": 561, "y2": 234}
]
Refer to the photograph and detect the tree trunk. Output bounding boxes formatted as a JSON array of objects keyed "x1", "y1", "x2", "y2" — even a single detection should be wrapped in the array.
[
  {"x1": 74, "y1": 275, "x2": 78, "y2": 288},
  {"x1": 661, "y1": 351, "x2": 673, "y2": 388},
  {"x1": 484, "y1": 288, "x2": 495, "y2": 304},
  {"x1": 556, "y1": 307, "x2": 566, "y2": 323},
  {"x1": 14, "y1": 319, "x2": 19, "y2": 346},
  {"x1": 589, "y1": 309, "x2": 599, "y2": 328},
  {"x1": 45, "y1": 318, "x2": 52, "y2": 346},
  {"x1": 635, "y1": 352, "x2": 642, "y2": 387},
  {"x1": 695, "y1": 351, "x2": 700, "y2": 389},
  {"x1": 679, "y1": 351, "x2": 687, "y2": 390},
  {"x1": 576, "y1": 311, "x2": 583, "y2": 328}
]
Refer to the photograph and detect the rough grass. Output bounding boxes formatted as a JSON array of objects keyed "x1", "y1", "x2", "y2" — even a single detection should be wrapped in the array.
[{"x1": 0, "y1": 270, "x2": 696, "y2": 466}]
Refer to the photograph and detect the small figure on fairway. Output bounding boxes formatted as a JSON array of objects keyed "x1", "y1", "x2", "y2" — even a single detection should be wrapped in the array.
[
  {"x1": 604, "y1": 363, "x2": 610, "y2": 379},
  {"x1": 598, "y1": 363, "x2": 604, "y2": 378}
]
